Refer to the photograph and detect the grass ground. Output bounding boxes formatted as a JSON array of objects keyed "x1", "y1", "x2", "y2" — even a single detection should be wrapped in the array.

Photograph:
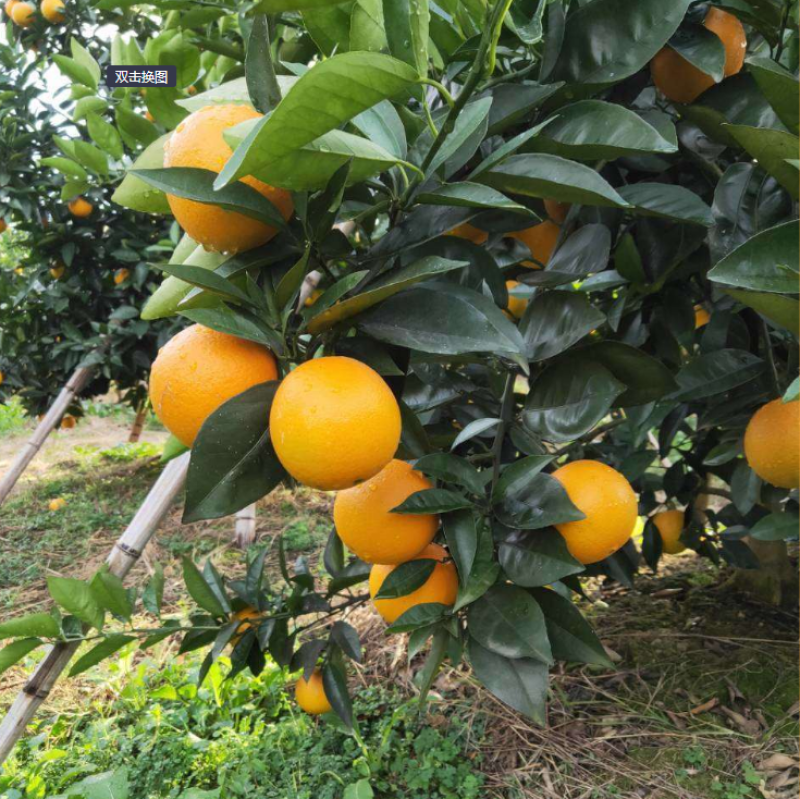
[{"x1": 0, "y1": 402, "x2": 797, "y2": 798}]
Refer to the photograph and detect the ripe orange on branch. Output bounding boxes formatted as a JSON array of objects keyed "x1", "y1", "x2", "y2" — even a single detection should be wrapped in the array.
[
  {"x1": 10, "y1": 0, "x2": 33, "y2": 25},
  {"x1": 334, "y1": 459, "x2": 439, "y2": 564},
  {"x1": 269, "y1": 356, "x2": 401, "y2": 491},
  {"x1": 651, "y1": 8, "x2": 746, "y2": 104},
  {"x1": 149, "y1": 324, "x2": 278, "y2": 447},
  {"x1": 369, "y1": 543, "x2": 458, "y2": 624},
  {"x1": 295, "y1": 669, "x2": 332, "y2": 715},
  {"x1": 744, "y1": 399, "x2": 799, "y2": 489},
  {"x1": 507, "y1": 220, "x2": 559, "y2": 268},
  {"x1": 544, "y1": 198, "x2": 570, "y2": 224},
  {"x1": 163, "y1": 104, "x2": 293, "y2": 254},
  {"x1": 447, "y1": 222, "x2": 488, "y2": 245},
  {"x1": 653, "y1": 510, "x2": 687, "y2": 555},
  {"x1": 41, "y1": 0, "x2": 64, "y2": 23},
  {"x1": 68, "y1": 197, "x2": 93, "y2": 217},
  {"x1": 505, "y1": 280, "x2": 528, "y2": 319},
  {"x1": 551, "y1": 460, "x2": 638, "y2": 565}
]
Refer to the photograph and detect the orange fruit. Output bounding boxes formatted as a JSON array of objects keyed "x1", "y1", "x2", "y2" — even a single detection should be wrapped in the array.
[
  {"x1": 230, "y1": 606, "x2": 260, "y2": 646},
  {"x1": 163, "y1": 104, "x2": 293, "y2": 254},
  {"x1": 4, "y1": 0, "x2": 17, "y2": 16},
  {"x1": 41, "y1": 0, "x2": 64, "y2": 23},
  {"x1": 270, "y1": 356, "x2": 400, "y2": 491},
  {"x1": 447, "y1": 222, "x2": 488, "y2": 244},
  {"x1": 149, "y1": 324, "x2": 278, "y2": 447},
  {"x1": 652, "y1": 509, "x2": 686, "y2": 555},
  {"x1": 145, "y1": 110, "x2": 154, "y2": 123},
  {"x1": 60, "y1": 414, "x2": 76, "y2": 430},
  {"x1": 68, "y1": 197, "x2": 93, "y2": 217},
  {"x1": 369, "y1": 543, "x2": 458, "y2": 624},
  {"x1": 0, "y1": 218, "x2": 6, "y2": 233},
  {"x1": 295, "y1": 669, "x2": 332, "y2": 715},
  {"x1": 651, "y1": 8, "x2": 746, "y2": 104},
  {"x1": 505, "y1": 280, "x2": 528, "y2": 320},
  {"x1": 334, "y1": 459, "x2": 439, "y2": 565},
  {"x1": 551, "y1": 460, "x2": 638, "y2": 565},
  {"x1": 544, "y1": 198, "x2": 570, "y2": 224},
  {"x1": 114, "y1": 268, "x2": 129, "y2": 285},
  {"x1": 694, "y1": 305, "x2": 710, "y2": 329},
  {"x1": 744, "y1": 399, "x2": 799, "y2": 489},
  {"x1": 304, "y1": 288, "x2": 322, "y2": 307},
  {"x1": 0, "y1": 371, "x2": 3, "y2": 385},
  {"x1": 50, "y1": 265, "x2": 65, "y2": 279},
  {"x1": 506, "y1": 220, "x2": 559, "y2": 268},
  {"x1": 48, "y1": 498, "x2": 66, "y2": 511},
  {"x1": 10, "y1": 0, "x2": 33, "y2": 24},
  {"x1": 187, "y1": 85, "x2": 197, "y2": 95}
]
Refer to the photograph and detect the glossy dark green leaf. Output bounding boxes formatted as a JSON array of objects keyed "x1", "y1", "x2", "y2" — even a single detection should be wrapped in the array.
[
  {"x1": 724, "y1": 125, "x2": 799, "y2": 199},
  {"x1": 523, "y1": 361, "x2": 625, "y2": 443},
  {"x1": 358, "y1": 283, "x2": 526, "y2": 358},
  {"x1": 494, "y1": 457, "x2": 584, "y2": 530},
  {"x1": 0, "y1": 639, "x2": 42, "y2": 676},
  {"x1": 246, "y1": 15, "x2": 282, "y2": 114},
  {"x1": 133, "y1": 167, "x2": 287, "y2": 229},
  {"x1": 423, "y1": 98, "x2": 492, "y2": 176},
  {"x1": 351, "y1": 0, "x2": 388, "y2": 52},
  {"x1": 86, "y1": 112, "x2": 123, "y2": 160},
  {"x1": 731, "y1": 461, "x2": 761, "y2": 516},
  {"x1": 181, "y1": 307, "x2": 283, "y2": 352},
  {"x1": 142, "y1": 563, "x2": 165, "y2": 616},
  {"x1": 115, "y1": 105, "x2": 160, "y2": 146},
  {"x1": 672, "y1": 349, "x2": 765, "y2": 401},
  {"x1": 668, "y1": 23, "x2": 726, "y2": 82},
  {"x1": 352, "y1": 100, "x2": 407, "y2": 158},
  {"x1": 498, "y1": 528, "x2": 583, "y2": 588},
  {"x1": 725, "y1": 289, "x2": 800, "y2": 335},
  {"x1": 708, "y1": 220, "x2": 800, "y2": 294},
  {"x1": 383, "y1": 0, "x2": 429, "y2": 80},
  {"x1": 184, "y1": 382, "x2": 286, "y2": 522},
  {"x1": 69, "y1": 634, "x2": 136, "y2": 677},
  {"x1": 417, "y1": 182, "x2": 534, "y2": 215},
  {"x1": 467, "y1": 638, "x2": 548, "y2": 723},
  {"x1": 414, "y1": 453, "x2": 485, "y2": 496},
  {"x1": 216, "y1": 53, "x2": 419, "y2": 186},
  {"x1": 386, "y1": 602, "x2": 448, "y2": 633},
  {"x1": 330, "y1": 621, "x2": 362, "y2": 662},
  {"x1": 0, "y1": 613, "x2": 60, "y2": 640},
  {"x1": 619, "y1": 183, "x2": 713, "y2": 226},
  {"x1": 549, "y1": 0, "x2": 692, "y2": 88},
  {"x1": 476, "y1": 154, "x2": 631, "y2": 208},
  {"x1": 519, "y1": 290, "x2": 606, "y2": 362},
  {"x1": 531, "y1": 588, "x2": 612, "y2": 667},
  {"x1": 750, "y1": 511, "x2": 800, "y2": 541},
  {"x1": 468, "y1": 585, "x2": 552, "y2": 663},
  {"x1": 454, "y1": 523, "x2": 501, "y2": 611},
  {"x1": 374, "y1": 559, "x2": 437, "y2": 599},
  {"x1": 747, "y1": 56, "x2": 799, "y2": 134},
  {"x1": 531, "y1": 101, "x2": 677, "y2": 160},
  {"x1": 302, "y1": 3, "x2": 353, "y2": 55},
  {"x1": 47, "y1": 577, "x2": 104, "y2": 630},
  {"x1": 323, "y1": 661, "x2": 354, "y2": 730},
  {"x1": 90, "y1": 570, "x2": 133, "y2": 620},
  {"x1": 391, "y1": 488, "x2": 472, "y2": 514},
  {"x1": 443, "y1": 509, "x2": 479, "y2": 587},
  {"x1": 182, "y1": 559, "x2": 227, "y2": 617}
]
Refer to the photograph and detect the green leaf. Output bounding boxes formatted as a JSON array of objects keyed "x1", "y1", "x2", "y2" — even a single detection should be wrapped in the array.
[
  {"x1": 747, "y1": 56, "x2": 799, "y2": 134},
  {"x1": 53, "y1": 55, "x2": 96, "y2": 89},
  {"x1": 498, "y1": 529, "x2": 583, "y2": 588},
  {"x1": 384, "y1": 0, "x2": 429, "y2": 80},
  {"x1": 71, "y1": 38, "x2": 101, "y2": 88},
  {"x1": 0, "y1": 638, "x2": 42, "y2": 676},
  {"x1": 112, "y1": 136, "x2": 171, "y2": 214},
  {"x1": 672, "y1": 349, "x2": 765, "y2": 401},
  {"x1": 73, "y1": 140, "x2": 110, "y2": 177},
  {"x1": 374, "y1": 559, "x2": 437, "y2": 599},
  {"x1": 519, "y1": 291, "x2": 605, "y2": 362},
  {"x1": 352, "y1": 99, "x2": 407, "y2": 158},
  {"x1": 443, "y1": 509, "x2": 479, "y2": 588},
  {"x1": 0, "y1": 613, "x2": 60, "y2": 640},
  {"x1": 302, "y1": 3, "x2": 353, "y2": 55},
  {"x1": 413, "y1": 453, "x2": 485, "y2": 496},
  {"x1": 344, "y1": 780, "x2": 374, "y2": 799},
  {"x1": 306, "y1": 256, "x2": 467, "y2": 334},
  {"x1": 184, "y1": 382, "x2": 286, "y2": 522},
  {"x1": 549, "y1": 0, "x2": 692, "y2": 89},
  {"x1": 750, "y1": 511, "x2": 800, "y2": 542},
  {"x1": 257, "y1": 0, "x2": 350, "y2": 10},
  {"x1": 493, "y1": 457, "x2": 584, "y2": 531},
  {"x1": 86, "y1": 113, "x2": 124, "y2": 160},
  {"x1": 181, "y1": 306, "x2": 283, "y2": 351},
  {"x1": 708, "y1": 220, "x2": 800, "y2": 294},
  {"x1": 668, "y1": 23, "x2": 726, "y2": 82},
  {"x1": 246, "y1": 15, "x2": 282, "y2": 115},
  {"x1": 69, "y1": 634, "x2": 135, "y2": 677},
  {"x1": 358, "y1": 283, "x2": 526, "y2": 358},
  {"x1": 454, "y1": 524, "x2": 501, "y2": 611},
  {"x1": 391, "y1": 488, "x2": 472, "y2": 514},
  {"x1": 115, "y1": 105, "x2": 160, "y2": 147},
  {"x1": 423, "y1": 97, "x2": 492, "y2": 177},
  {"x1": 142, "y1": 564, "x2": 165, "y2": 616},
  {"x1": 40, "y1": 156, "x2": 89, "y2": 181},
  {"x1": 322, "y1": 661, "x2": 354, "y2": 730},
  {"x1": 618, "y1": 183, "x2": 713, "y2": 226},
  {"x1": 385, "y1": 602, "x2": 447, "y2": 633},
  {"x1": 159, "y1": 262, "x2": 251, "y2": 307},
  {"x1": 132, "y1": 167, "x2": 287, "y2": 229},
  {"x1": 476, "y1": 154, "x2": 631, "y2": 208},
  {"x1": 530, "y1": 101, "x2": 678, "y2": 160},
  {"x1": 724, "y1": 125, "x2": 800, "y2": 199},
  {"x1": 216, "y1": 53, "x2": 419, "y2": 187},
  {"x1": 182, "y1": 559, "x2": 227, "y2": 617},
  {"x1": 47, "y1": 577, "x2": 104, "y2": 629},
  {"x1": 417, "y1": 182, "x2": 534, "y2": 215},
  {"x1": 177, "y1": 76, "x2": 297, "y2": 113},
  {"x1": 523, "y1": 361, "x2": 625, "y2": 443},
  {"x1": 783, "y1": 377, "x2": 799, "y2": 403},
  {"x1": 531, "y1": 588, "x2": 612, "y2": 667},
  {"x1": 90, "y1": 571, "x2": 133, "y2": 620},
  {"x1": 468, "y1": 637, "x2": 548, "y2": 723},
  {"x1": 351, "y1": 0, "x2": 387, "y2": 52},
  {"x1": 724, "y1": 289, "x2": 800, "y2": 336}
]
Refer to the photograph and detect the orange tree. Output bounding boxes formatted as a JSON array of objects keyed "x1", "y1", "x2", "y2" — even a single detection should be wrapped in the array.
[{"x1": 0, "y1": 0, "x2": 798, "y2": 735}]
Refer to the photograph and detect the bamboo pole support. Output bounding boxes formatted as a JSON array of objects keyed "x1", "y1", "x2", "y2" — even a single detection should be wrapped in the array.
[
  {"x1": 0, "y1": 451, "x2": 190, "y2": 765},
  {"x1": 128, "y1": 402, "x2": 148, "y2": 443},
  {"x1": 233, "y1": 503, "x2": 257, "y2": 549},
  {"x1": 0, "y1": 366, "x2": 94, "y2": 506}
]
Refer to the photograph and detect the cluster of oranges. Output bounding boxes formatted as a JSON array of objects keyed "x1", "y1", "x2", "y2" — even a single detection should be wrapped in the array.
[{"x1": 5, "y1": 0, "x2": 64, "y2": 26}]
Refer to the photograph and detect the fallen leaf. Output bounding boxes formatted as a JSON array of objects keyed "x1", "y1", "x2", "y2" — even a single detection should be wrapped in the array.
[
  {"x1": 690, "y1": 697, "x2": 719, "y2": 715},
  {"x1": 760, "y1": 754, "x2": 797, "y2": 772}
]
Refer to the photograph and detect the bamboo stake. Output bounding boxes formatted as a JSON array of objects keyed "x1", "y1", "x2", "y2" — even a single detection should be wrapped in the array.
[
  {"x1": 128, "y1": 401, "x2": 148, "y2": 444},
  {"x1": 0, "y1": 366, "x2": 94, "y2": 506},
  {"x1": 0, "y1": 451, "x2": 190, "y2": 765},
  {"x1": 233, "y1": 503, "x2": 257, "y2": 549}
]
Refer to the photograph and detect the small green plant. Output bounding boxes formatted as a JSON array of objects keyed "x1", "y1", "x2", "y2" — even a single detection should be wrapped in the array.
[{"x1": 0, "y1": 397, "x2": 29, "y2": 436}]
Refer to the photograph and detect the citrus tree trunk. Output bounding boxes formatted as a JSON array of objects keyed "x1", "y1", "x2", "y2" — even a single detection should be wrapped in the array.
[{"x1": 128, "y1": 402, "x2": 148, "y2": 443}]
